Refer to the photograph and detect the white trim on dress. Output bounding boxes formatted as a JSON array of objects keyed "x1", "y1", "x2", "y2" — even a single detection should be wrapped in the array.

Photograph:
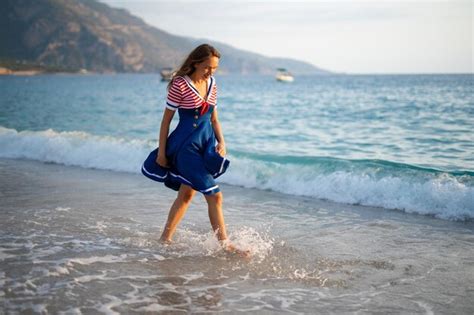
[{"x1": 142, "y1": 164, "x2": 167, "y2": 179}]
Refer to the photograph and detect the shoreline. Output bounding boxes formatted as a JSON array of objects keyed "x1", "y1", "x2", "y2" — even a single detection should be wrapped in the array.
[
  {"x1": 1, "y1": 157, "x2": 471, "y2": 225},
  {"x1": 1, "y1": 157, "x2": 473, "y2": 232},
  {"x1": 1, "y1": 67, "x2": 472, "y2": 77},
  {"x1": 1, "y1": 157, "x2": 473, "y2": 313}
]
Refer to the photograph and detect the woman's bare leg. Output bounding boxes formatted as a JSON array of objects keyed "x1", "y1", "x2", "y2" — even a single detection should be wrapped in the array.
[
  {"x1": 205, "y1": 192, "x2": 250, "y2": 257},
  {"x1": 204, "y1": 192, "x2": 228, "y2": 241},
  {"x1": 160, "y1": 184, "x2": 196, "y2": 243}
]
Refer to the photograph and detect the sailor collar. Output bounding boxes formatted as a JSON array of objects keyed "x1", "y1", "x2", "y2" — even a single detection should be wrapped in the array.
[{"x1": 183, "y1": 75, "x2": 214, "y2": 101}]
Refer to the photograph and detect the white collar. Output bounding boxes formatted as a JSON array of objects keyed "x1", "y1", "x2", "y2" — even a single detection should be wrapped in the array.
[{"x1": 184, "y1": 75, "x2": 213, "y2": 101}]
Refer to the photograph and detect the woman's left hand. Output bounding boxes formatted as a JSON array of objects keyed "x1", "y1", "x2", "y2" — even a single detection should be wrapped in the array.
[{"x1": 216, "y1": 142, "x2": 226, "y2": 157}]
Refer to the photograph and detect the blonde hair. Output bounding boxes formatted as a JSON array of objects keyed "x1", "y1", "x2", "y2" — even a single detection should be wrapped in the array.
[{"x1": 167, "y1": 44, "x2": 221, "y2": 90}]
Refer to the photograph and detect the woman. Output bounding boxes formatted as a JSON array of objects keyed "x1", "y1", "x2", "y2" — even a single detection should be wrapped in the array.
[{"x1": 142, "y1": 44, "x2": 244, "y2": 255}]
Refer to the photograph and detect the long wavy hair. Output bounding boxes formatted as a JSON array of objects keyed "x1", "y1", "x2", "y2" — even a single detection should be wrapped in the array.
[{"x1": 167, "y1": 44, "x2": 221, "y2": 90}]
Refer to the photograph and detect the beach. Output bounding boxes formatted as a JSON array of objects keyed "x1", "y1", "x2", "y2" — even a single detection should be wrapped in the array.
[
  {"x1": 1, "y1": 73, "x2": 473, "y2": 313},
  {"x1": 2, "y1": 0, "x2": 473, "y2": 312},
  {"x1": 1, "y1": 157, "x2": 473, "y2": 313}
]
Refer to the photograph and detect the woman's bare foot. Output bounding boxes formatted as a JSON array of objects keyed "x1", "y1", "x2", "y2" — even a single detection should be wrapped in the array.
[
  {"x1": 222, "y1": 242, "x2": 251, "y2": 258},
  {"x1": 159, "y1": 237, "x2": 172, "y2": 245}
]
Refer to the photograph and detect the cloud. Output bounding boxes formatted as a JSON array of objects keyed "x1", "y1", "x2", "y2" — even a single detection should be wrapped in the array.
[{"x1": 100, "y1": 0, "x2": 473, "y2": 73}]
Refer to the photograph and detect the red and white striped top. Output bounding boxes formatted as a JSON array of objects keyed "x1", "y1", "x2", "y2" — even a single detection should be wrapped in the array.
[{"x1": 165, "y1": 75, "x2": 217, "y2": 111}]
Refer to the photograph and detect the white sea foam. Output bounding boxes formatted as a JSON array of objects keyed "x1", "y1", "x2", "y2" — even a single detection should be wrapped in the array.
[
  {"x1": 0, "y1": 271, "x2": 5, "y2": 297},
  {"x1": 0, "y1": 126, "x2": 148, "y2": 173},
  {"x1": 55, "y1": 207, "x2": 71, "y2": 212},
  {"x1": 66, "y1": 254, "x2": 128, "y2": 266},
  {"x1": 0, "y1": 248, "x2": 17, "y2": 261},
  {"x1": 228, "y1": 226, "x2": 274, "y2": 262},
  {"x1": 133, "y1": 303, "x2": 173, "y2": 312},
  {"x1": 48, "y1": 266, "x2": 70, "y2": 276},
  {"x1": 1, "y1": 126, "x2": 473, "y2": 221},
  {"x1": 58, "y1": 308, "x2": 82, "y2": 315},
  {"x1": 222, "y1": 158, "x2": 474, "y2": 221},
  {"x1": 160, "y1": 226, "x2": 273, "y2": 260},
  {"x1": 96, "y1": 294, "x2": 122, "y2": 315}
]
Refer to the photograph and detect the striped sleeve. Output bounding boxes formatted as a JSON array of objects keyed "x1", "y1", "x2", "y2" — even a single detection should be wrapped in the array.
[{"x1": 165, "y1": 78, "x2": 183, "y2": 111}]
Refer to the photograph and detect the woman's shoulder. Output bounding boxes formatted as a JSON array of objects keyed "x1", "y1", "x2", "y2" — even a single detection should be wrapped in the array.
[
  {"x1": 169, "y1": 76, "x2": 187, "y2": 90},
  {"x1": 172, "y1": 76, "x2": 187, "y2": 84}
]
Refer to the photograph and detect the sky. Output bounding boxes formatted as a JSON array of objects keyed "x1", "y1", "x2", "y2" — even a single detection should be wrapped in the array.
[{"x1": 100, "y1": 0, "x2": 473, "y2": 74}]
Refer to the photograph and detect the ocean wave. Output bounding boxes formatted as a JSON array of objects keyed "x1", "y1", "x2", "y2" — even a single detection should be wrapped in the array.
[
  {"x1": 222, "y1": 158, "x2": 474, "y2": 221},
  {"x1": 1, "y1": 126, "x2": 473, "y2": 221},
  {"x1": 0, "y1": 126, "x2": 149, "y2": 173}
]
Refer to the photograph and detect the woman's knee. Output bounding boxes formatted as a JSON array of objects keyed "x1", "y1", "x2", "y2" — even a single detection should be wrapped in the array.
[
  {"x1": 205, "y1": 191, "x2": 223, "y2": 205},
  {"x1": 177, "y1": 185, "x2": 195, "y2": 204}
]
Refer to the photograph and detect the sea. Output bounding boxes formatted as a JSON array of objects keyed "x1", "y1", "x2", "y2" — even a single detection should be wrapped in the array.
[{"x1": 1, "y1": 73, "x2": 473, "y2": 314}]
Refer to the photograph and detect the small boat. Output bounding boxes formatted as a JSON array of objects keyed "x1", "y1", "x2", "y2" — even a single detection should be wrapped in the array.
[
  {"x1": 160, "y1": 67, "x2": 174, "y2": 81},
  {"x1": 276, "y1": 68, "x2": 294, "y2": 82}
]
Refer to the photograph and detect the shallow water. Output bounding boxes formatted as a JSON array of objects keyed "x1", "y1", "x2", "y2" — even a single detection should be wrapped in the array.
[
  {"x1": 1, "y1": 74, "x2": 473, "y2": 220},
  {"x1": 1, "y1": 159, "x2": 473, "y2": 313},
  {"x1": 1, "y1": 73, "x2": 473, "y2": 313}
]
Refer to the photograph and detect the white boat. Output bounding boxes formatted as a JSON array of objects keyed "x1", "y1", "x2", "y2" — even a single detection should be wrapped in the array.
[
  {"x1": 160, "y1": 67, "x2": 174, "y2": 81},
  {"x1": 276, "y1": 68, "x2": 294, "y2": 82}
]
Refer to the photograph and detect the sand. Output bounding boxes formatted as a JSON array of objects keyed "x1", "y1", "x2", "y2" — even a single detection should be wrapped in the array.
[{"x1": 1, "y1": 158, "x2": 473, "y2": 313}]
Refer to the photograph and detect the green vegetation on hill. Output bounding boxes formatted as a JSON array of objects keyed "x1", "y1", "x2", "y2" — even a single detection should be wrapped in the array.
[
  {"x1": 0, "y1": 58, "x2": 81, "y2": 73},
  {"x1": 1, "y1": 0, "x2": 330, "y2": 74}
]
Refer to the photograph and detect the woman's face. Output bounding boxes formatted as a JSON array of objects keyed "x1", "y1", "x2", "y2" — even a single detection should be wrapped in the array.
[{"x1": 194, "y1": 56, "x2": 219, "y2": 80}]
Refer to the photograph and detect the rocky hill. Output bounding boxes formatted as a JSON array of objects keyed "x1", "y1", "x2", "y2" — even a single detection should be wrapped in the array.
[{"x1": 0, "y1": 0, "x2": 331, "y2": 74}]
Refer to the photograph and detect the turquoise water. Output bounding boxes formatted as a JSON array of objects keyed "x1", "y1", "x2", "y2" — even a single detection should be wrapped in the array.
[
  {"x1": 1, "y1": 74, "x2": 473, "y2": 219},
  {"x1": 1, "y1": 74, "x2": 474, "y2": 313}
]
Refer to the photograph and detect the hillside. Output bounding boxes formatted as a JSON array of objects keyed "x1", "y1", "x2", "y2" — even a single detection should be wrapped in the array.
[{"x1": 0, "y1": 0, "x2": 331, "y2": 74}]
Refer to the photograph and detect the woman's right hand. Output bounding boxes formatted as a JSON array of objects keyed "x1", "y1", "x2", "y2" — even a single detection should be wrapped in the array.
[{"x1": 156, "y1": 153, "x2": 170, "y2": 168}]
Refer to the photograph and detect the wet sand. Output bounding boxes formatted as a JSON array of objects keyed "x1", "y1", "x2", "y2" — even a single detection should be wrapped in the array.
[{"x1": 1, "y1": 158, "x2": 473, "y2": 313}]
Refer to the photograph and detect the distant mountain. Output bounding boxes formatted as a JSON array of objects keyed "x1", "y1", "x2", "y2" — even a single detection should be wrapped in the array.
[{"x1": 0, "y1": 0, "x2": 331, "y2": 74}]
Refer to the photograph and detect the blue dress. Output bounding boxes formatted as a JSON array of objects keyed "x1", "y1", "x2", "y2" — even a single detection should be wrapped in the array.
[{"x1": 141, "y1": 95, "x2": 230, "y2": 195}]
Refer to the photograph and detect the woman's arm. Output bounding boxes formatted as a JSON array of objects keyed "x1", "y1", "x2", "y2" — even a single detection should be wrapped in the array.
[
  {"x1": 156, "y1": 108, "x2": 176, "y2": 167},
  {"x1": 211, "y1": 108, "x2": 226, "y2": 157}
]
